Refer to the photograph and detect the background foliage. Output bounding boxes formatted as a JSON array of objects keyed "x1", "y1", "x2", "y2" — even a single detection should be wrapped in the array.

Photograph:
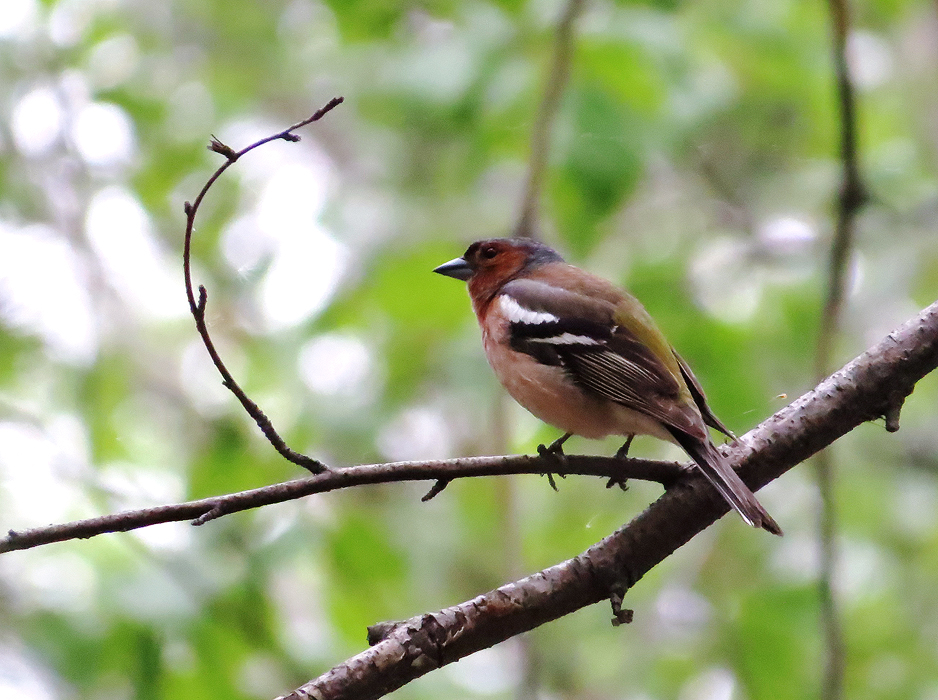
[{"x1": 1, "y1": 0, "x2": 938, "y2": 698}]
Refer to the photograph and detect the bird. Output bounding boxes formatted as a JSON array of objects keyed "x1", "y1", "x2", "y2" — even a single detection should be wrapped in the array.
[{"x1": 434, "y1": 237, "x2": 781, "y2": 535}]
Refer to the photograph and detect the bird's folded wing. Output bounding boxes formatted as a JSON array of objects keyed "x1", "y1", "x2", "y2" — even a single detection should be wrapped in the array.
[{"x1": 499, "y1": 279, "x2": 704, "y2": 437}]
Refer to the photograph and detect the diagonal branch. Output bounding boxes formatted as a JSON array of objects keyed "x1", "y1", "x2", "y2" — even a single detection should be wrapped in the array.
[{"x1": 281, "y1": 298, "x2": 938, "y2": 700}]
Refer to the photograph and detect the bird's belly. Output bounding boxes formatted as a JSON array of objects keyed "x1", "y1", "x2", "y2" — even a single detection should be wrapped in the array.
[{"x1": 482, "y1": 334, "x2": 672, "y2": 442}]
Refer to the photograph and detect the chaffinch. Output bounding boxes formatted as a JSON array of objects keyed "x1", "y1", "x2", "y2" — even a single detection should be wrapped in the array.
[{"x1": 435, "y1": 237, "x2": 781, "y2": 535}]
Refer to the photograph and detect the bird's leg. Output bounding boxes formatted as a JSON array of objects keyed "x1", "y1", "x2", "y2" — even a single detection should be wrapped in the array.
[
  {"x1": 614, "y1": 435, "x2": 635, "y2": 459},
  {"x1": 537, "y1": 433, "x2": 571, "y2": 491},
  {"x1": 538, "y1": 432, "x2": 571, "y2": 460},
  {"x1": 606, "y1": 435, "x2": 636, "y2": 491}
]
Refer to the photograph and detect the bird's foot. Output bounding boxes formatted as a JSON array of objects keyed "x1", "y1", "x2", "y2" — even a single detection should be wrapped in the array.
[
  {"x1": 614, "y1": 435, "x2": 634, "y2": 460},
  {"x1": 537, "y1": 433, "x2": 571, "y2": 492},
  {"x1": 537, "y1": 432, "x2": 571, "y2": 462}
]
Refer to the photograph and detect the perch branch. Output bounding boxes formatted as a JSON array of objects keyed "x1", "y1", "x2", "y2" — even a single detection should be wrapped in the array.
[{"x1": 0, "y1": 454, "x2": 682, "y2": 553}]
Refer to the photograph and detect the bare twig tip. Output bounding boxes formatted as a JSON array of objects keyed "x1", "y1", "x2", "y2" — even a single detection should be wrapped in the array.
[
  {"x1": 367, "y1": 620, "x2": 400, "y2": 645},
  {"x1": 611, "y1": 608, "x2": 634, "y2": 627},
  {"x1": 609, "y1": 588, "x2": 633, "y2": 626},
  {"x1": 884, "y1": 404, "x2": 902, "y2": 433},
  {"x1": 193, "y1": 505, "x2": 225, "y2": 526},
  {"x1": 208, "y1": 136, "x2": 237, "y2": 160},
  {"x1": 184, "y1": 201, "x2": 192, "y2": 215},
  {"x1": 421, "y1": 479, "x2": 450, "y2": 502}
]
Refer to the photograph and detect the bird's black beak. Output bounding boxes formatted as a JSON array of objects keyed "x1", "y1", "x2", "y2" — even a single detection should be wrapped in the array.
[{"x1": 433, "y1": 256, "x2": 472, "y2": 281}]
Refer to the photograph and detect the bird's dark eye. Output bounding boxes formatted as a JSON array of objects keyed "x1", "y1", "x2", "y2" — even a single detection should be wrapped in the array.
[{"x1": 480, "y1": 245, "x2": 498, "y2": 259}]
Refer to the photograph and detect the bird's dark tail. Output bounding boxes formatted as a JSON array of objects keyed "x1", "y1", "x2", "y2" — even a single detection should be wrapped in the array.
[{"x1": 669, "y1": 429, "x2": 783, "y2": 536}]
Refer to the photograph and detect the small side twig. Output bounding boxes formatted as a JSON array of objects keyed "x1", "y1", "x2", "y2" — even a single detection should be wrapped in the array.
[
  {"x1": 421, "y1": 479, "x2": 451, "y2": 502},
  {"x1": 182, "y1": 97, "x2": 343, "y2": 475}
]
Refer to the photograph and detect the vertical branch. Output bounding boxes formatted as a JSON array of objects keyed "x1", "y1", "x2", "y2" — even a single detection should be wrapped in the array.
[
  {"x1": 514, "y1": 0, "x2": 586, "y2": 239},
  {"x1": 815, "y1": 1, "x2": 868, "y2": 698}
]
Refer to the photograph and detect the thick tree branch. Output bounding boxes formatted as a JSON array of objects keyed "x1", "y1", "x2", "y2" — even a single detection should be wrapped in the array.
[
  {"x1": 282, "y1": 299, "x2": 938, "y2": 700},
  {"x1": 0, "y1": 455, "x2": 683, "y2": 553}
]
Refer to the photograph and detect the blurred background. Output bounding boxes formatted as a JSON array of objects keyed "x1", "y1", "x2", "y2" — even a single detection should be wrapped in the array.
[{"x1": 1, "y1": 0, "x2": 938, "y2": 698}]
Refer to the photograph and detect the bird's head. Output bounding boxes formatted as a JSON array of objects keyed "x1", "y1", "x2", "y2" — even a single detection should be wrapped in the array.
[{"x1": 434, "y1": 238, "x2": 564, "y2": 304}]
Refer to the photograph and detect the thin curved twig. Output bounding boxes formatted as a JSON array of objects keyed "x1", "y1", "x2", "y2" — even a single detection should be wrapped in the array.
[
  {"x1": 183, "y1": 97, "x2": 343, "y2": 475},
  {"x1": 0, "y1": 454, "x2": 684, "y2": 553}
]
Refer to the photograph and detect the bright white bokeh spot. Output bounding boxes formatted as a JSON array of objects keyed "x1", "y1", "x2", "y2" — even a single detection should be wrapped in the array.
[
  {"x1": 238, "y1": 654, "x2": 290, "y2": 699},
  {"x1": 377, "y1": 406, "x2": 453, "y2": 462},
  {"x1": 165, "y1": 81, "x2": 215, "y2": 143},
  {"x1": 256, "y1": 164, "x2": 328, "y2": 234},
  {"x1": 72, "y1": 101, "x2": 135, "y2": 167},
  {"x1": 98, "y1": 463, "x2": 190, "y2": 552},
  {"x1": 211, "y1": 123, "x2": 339, "y2": 329},
  {"x1": 48, "y1": 0, "x2": 99, "y2": 47},
  {"x1": 298, "y1": 334, "x2": 372, "y2": 397},
  {"x1": 690, "y1": 237, "x2": 762, "y2": 323},
  {"x1": 0, "y1": 420, "x2": 89, "y2": 527},
  {"x1": 655, "y1": 586, "x2": 712, "y2": 639},
  {"x1": 179, "y1": 339, "x2": 239, "y2": 416},
  {"x1": 86, "y1": 33, "x2": 140, "y2": 90},
  {"x1": 15, "y1": 551, "x2": 97, "y2": 614},
  {"x1": 258, "y1": 227, "x2": 346, "y2": 330},
  {"x1": 269, "y1": 564, "x2": 332, "y2": 661},
  {"x1": 11, "y1": 86, "x2": 64, "y2": 156},
  {"x1": 836, "y1": 539, "x2": 894, "y2": 603},
  {"x1": 0, "y1": 646, "x2": 60, "y2": 700},
  {"x1": 98, "y1": 462, "x2": 186, "y2": 513},
  {"x1": 890, "y1": 473, "x2": 938, "y2": 539},
  {"x1": 384, "y1": 29, "x2": 475, "y2": 104},
  {"x1": 770, "y1": 532, "x2": 820, "y2": 583},
  {"x1": 0, "y1": 223, "x2": 97, "y2": 363},
  {"x1": 847, "y1": 30, "x2": 893, "y2": 90},
  {"x1": 222, "y1": 214, "x2": 272, "y2": 273},
  {"x1": 85, "y1": 186, "x2": 187, "y2": 320},
  {"x1": 757, "y1": 215, "x2": 816, "y2": 253},
  {"x1": 445, "y1": 645, "x2": 519, "y2": 695},
  {"x1": 679, "y1": 667, "x2": 737, "y2": 700},
  {"x1": 0, "y1": 0, "x2": 38, "y2": 39}
]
